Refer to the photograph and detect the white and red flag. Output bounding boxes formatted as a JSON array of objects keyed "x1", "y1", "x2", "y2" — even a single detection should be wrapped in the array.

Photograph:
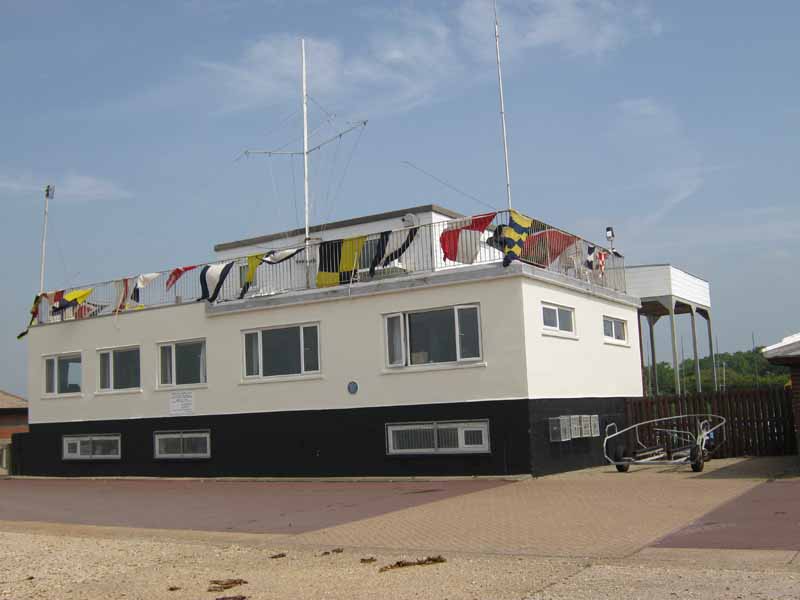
[
  {"x1": 166, "y1": 265, "x2": 197, "y2": 291},
  {"x1": 439, "y1": 212, "x2": 497, "y2": 264}
]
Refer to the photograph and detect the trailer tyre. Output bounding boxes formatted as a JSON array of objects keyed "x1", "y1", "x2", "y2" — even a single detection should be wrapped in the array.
[
  {"x1": 690, "y1": 446, "x2": 705, "y2": 472},
  {"x1": 614, "y1": 445, "x2": 629, "y2": 473}
]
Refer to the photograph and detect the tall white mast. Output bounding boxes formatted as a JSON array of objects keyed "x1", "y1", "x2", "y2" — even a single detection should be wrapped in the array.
[
  {"x1": 493, "y1": 0, "x2": 512, "y2": 211},
  {"x1": 301, "y1": 39, "x2": 312, "y2": 286},
  {"x1": 39, "y1": 185, "x2": 54, "y2": 295}
]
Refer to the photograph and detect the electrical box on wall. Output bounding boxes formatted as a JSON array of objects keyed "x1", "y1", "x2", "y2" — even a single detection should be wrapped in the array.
[{"x1": 549, "y1": 416, "x2": 572, "y2": 442}]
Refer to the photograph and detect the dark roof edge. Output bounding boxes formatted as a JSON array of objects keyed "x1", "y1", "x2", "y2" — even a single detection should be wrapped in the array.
[{"x1": 214, "y1": 204, "x2": 464, "y2": 252}]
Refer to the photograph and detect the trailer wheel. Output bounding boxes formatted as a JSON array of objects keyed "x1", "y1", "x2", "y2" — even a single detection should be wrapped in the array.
[
  {"x1": 614, "y1": 445, "x2": 629, "y2": 473},
  {"x1": 690, "y1": 446, "x2": 705, "y2": 472}
]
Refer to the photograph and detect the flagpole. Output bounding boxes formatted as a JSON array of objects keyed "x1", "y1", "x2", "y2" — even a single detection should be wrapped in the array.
[
  {"x1": 493, "y1": 0, "x2": 512, "y2": 211},
  {"x1": 39, "y1": 185, "x2": 54, "y2": 295},
  {"x1": 301, "y1": 38, "x2": 312, "y2": 288}
]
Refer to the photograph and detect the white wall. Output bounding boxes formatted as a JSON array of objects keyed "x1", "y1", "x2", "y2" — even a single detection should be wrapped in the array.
[
  {"x1": 27, "y1": 276, "x2": 529, "y2": 424},
  {"x1": 669, "y1": 266, "x2": 711, "y2": 308},
  {"x1": 625, "y1": 265, "x2": 710, "y2": 308},
  {"x1": 522, "y1": 279, "x2": 644, "y2": 398}
]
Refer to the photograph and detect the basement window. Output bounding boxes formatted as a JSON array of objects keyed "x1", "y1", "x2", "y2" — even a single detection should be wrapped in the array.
[
  {"x1": 62, "y1": 434, "x2": 121, "y2": 460},
  {"x1": 154, "y1": 431, "x2": 211, "y2": 459},
  {"x1": 385, "y1": 420, "x2": 490, "y2": 455}
]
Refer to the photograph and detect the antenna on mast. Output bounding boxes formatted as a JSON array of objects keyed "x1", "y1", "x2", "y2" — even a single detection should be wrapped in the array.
[
  {"x1": 240, "y1": 38, "x2": 367, "y2": 286},
  {"x1": 301, "y1": 38, "x2": 312, "y2": 287},
  {"x1": 493, "y1": 0, "x2": 512, "y2": 211},
  {"x1": 39, "y1": 184, "x2": 55, "y2": 295}
]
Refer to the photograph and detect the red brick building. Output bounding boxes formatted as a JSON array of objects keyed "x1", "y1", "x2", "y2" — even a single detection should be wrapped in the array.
[
  {"x1": 0, "y1": 390, "x2": 28, "y2": 472},
  {"x1": 763, "y1": 334, "x2": 800, "y2": 453}
]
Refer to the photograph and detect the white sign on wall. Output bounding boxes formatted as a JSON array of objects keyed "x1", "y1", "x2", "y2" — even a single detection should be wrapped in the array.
[{"x1": 169, "y1": 390, "x2": 194, "y2": 416}]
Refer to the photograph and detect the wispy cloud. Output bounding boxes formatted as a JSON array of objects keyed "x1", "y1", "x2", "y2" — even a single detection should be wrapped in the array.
[
  {"x1": 0, "y1": 171, "x2": 133, "y2": 203},
  {"x1": 131, "y1": 1, "x2": 661, "y2": 118}
]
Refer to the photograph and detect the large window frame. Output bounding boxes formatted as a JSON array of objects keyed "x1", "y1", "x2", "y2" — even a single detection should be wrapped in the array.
[
  {"x1": 97, "y1": 346, "x2": 142, "y2": 393},
  {"x1": 43, "y1": 352, "x2": 83, "y2": 397},
  {"x1": 603, "y1": 316, "x2": 628, "y2": 344},
  {"x1": 384, "y1": 304, "x2": 482, "y2": 369},
  {"x1": 242, "y1": 322, "x2": 321, "y2": 380},
  {"x1": 385, "y1": 420, "x2": 490, "y2": 455},
  {"x1": 541, "y1": 302, "x2": 576, "y2": 336},
  {"x1": 157, "y1": 339, "x2": 207, "y2": 389},
  {"x1": 62, "y1": 434, "x2": 121, "y2": 460},
  {"x1": 153, "y1": 430, "x2": 211, "y2": 459}
]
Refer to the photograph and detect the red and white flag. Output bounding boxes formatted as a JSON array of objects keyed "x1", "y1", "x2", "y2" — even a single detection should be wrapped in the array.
[
  {"x1": 439, "y1": 212, "x2": 497, "y2": 264},
  {"x1": 166, "y1": 265, "x2": 197, "y2": 291}
]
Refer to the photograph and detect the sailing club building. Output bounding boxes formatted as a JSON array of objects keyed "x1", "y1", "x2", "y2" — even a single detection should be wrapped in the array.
[{"x1": 13, "y1": 204, "x2": 652, "y2": 477}]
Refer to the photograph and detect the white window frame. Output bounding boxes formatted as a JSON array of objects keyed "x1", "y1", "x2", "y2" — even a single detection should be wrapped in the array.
[
  {"x1": 241, "y1": 322, "x2": 321, "y2": 379},
  {"x1": 157, "y1": 338, "x2": 207, "y2": 389},
  {"x1": 385, "y1": 420, "x2": 490, "y2": 455},
  {"x1": 97, "y1": 345, "x2": 142, "y2": 392},
  {"x1": 42, "y1": 352, "x2": 83, "y2": 397},
  {"x1": 384, "y1": 304, "x2": 482, "y2": 369},
  {"x1": 62, "y1": 434, "x2": 121, "y2": 460},
  {"x1": 541, "y1": 302, "x2": 576, "y2": 336},
  {"x1": 153, "y1": 430, "x2": 211, "y2": 459},
  {"x1": 602, "y1": 316, "x2": 628, "y2": 344}
]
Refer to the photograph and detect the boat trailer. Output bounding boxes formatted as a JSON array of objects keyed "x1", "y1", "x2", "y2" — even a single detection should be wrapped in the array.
[{"x1": 603, "y1": 414, "x2": 726, "y2": 473}]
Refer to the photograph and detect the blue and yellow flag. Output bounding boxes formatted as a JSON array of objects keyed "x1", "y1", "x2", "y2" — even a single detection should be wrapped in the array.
[{"x1": 501, "y1": 209, "x2": 533, "y2": 266}]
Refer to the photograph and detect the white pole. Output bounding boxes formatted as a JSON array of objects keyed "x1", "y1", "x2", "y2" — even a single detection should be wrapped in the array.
[
  {"x1": 39, "y1": 185, "x2": 54, "y2": 295},
  {"x1": 301, "y1": 39, "x2": 312, "y2": 286},
  {"x1": 493, "y1": 0, "x2": 512, "y2": 211}
]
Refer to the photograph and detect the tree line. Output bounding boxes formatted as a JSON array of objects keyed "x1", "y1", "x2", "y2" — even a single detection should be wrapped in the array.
[{"x1": 643, "y1": 348, "x2": 790, "y2": 395}]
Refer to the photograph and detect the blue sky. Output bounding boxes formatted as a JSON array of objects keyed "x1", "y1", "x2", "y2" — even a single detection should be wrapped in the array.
[{"x1": 2, "y1": 1, "x2": 799, "y2": 395}]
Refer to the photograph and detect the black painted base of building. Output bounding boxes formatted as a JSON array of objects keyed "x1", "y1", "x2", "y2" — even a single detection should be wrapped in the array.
[{"x1": 11, "y1": 398, "x2": 627, "y2": 478}]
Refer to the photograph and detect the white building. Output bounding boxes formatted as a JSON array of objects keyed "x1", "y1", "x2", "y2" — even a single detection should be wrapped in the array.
[{"x1": 15, "y1": 205, "x2": 643, "y2": 477}]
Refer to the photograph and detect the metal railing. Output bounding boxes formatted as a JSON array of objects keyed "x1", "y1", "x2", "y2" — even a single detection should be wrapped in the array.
[{"x1": 34, "y1": 210, "x2": 625, "y2": 325}]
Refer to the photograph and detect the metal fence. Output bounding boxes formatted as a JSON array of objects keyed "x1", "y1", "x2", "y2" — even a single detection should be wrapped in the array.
[{"x1": 35, "y1": 210, "x2": 625, "y2": 325}]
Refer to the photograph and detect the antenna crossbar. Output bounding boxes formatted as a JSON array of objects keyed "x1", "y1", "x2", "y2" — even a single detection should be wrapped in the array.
[{"x1": 242, "y1": 120, "x2": 367, "y2": 159}]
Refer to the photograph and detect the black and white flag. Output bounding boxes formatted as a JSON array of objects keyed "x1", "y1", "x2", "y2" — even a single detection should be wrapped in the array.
[
  {"x1": 263, "y1": 247, "x2": 304, "y2": 265},
  {"x1": 197, "y1": 262, "x2": 234, "y2": 303},
  {"x1": 368, "y1": 215, "x2": 419, "y2": 277}
]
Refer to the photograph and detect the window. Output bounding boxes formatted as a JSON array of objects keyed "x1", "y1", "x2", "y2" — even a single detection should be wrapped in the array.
[
  {"x1": 62, "y1": 434, "x2": 121, "y2": 460},
  {"x1": 243, "y1": 324, "x2": 320, "y2": 378},
  {"x1": 386, "y1": 420, "x2": 490, "y2": 455},
  {"x1": 154, "y1": 431, "x2": 211, "y2": 459},
  {"x1": 44, "y1": 353, "x2": 82, "y2": 395},
  {"x1": 385, "y1": 305, "x2": 481, "y2": 367},
  {"x1": 159, "y1": 340, "x2": 207, "y2": 387},
  {"x1": 98, "y1": 347, "x2": 141, "y2": 391},
  {"x1": 542, "y1": 303, "x2": 575, "y2": 334},
  {"x1": 603, "y1": 316, "x2": 627, "y2": 342}
]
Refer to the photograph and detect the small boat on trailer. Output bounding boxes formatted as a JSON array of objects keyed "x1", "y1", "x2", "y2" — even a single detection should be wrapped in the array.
[{"x1": 603, "y1": 414, "x2": 726, "y2": 473}]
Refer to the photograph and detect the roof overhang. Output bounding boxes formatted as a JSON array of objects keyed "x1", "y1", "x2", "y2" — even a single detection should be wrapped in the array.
[{"x1": 763, "y1": 333, "x2": 800, "y2": 366}]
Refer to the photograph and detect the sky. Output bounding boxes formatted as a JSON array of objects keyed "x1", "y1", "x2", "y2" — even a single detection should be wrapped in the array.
[{"x1": 1, "y1": 1, "x2": 799, "y2": 396}]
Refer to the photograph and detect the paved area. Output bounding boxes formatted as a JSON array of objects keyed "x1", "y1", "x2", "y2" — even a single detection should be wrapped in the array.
[
  {"x1": 1, "y1": 457, "x2": 799, "y2": 599},
  {"x1": 0, "y1": 478, "x2": 509, "y2": 534},
  {"x1": 655, "y1": 478, "x2": 800, "y2": 551}
]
